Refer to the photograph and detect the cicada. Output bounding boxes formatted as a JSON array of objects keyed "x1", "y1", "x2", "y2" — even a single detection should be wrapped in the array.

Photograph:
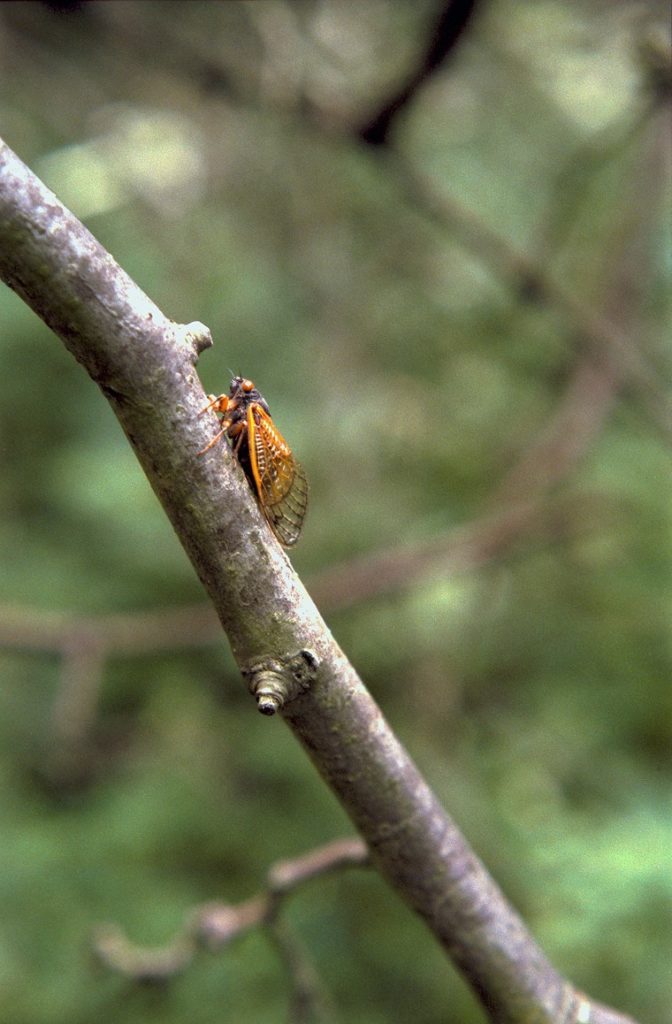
[{"x1": 197, "y1": 376, "x2": 308, "y2": 547}]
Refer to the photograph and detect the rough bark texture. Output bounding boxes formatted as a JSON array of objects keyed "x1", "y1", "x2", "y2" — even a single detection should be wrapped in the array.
[{"x1": 0, "y1": 137, "x2": 639, "y2": 1024}]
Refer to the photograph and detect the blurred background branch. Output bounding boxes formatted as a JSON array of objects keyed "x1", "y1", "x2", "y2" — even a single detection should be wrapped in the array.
[
  {"x1": 356, "y1": 0, "x2": 480, "y2": 146},
  {"x1": 93, "y1": 838, "x2": 368, "y2": 1022}
]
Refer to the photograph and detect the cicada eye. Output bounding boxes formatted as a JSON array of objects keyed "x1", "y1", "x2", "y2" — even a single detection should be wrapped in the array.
[{"x1": 241, "y1": 379, "x2": 255, "y2": 392}]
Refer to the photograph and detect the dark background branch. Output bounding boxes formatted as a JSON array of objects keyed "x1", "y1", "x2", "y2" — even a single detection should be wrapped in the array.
[{"x1": 357, "y1": 0, "x2": 480, "y2": 146}]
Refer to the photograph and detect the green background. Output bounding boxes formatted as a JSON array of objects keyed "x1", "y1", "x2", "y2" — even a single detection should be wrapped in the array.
[{"x1": 0, "y1": 2, "x2": 670, "y2": 1022}]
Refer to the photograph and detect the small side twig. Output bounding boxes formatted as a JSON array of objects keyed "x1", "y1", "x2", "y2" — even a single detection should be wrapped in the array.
[
  {"x1": 92, "y1": 836, "x2": 369, "y2": 1020},
  {"x1": 266, "y1": 916, "x2": 339, "y2": 1024}
]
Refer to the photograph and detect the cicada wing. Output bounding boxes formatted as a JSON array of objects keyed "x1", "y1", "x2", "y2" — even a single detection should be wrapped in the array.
[
  {"x1": 249, "y1": 407, "x2": 308, "y2": 547},
  {"x1": 264, "y1": 461, "x2": 308, "y2": 547}
]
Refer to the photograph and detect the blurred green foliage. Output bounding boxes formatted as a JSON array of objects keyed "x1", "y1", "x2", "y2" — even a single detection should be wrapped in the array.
[{"x1": 0, "y1": 2, "x2": 670, "y2": 1023}]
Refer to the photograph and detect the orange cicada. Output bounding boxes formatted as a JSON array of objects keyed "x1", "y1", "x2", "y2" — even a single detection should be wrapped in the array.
[{"x1": 197, "y1": 376, "x2": 308, "y2": 547}]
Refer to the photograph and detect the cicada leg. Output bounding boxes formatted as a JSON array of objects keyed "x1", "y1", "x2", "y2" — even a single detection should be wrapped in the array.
[
  {"x1": 199, "y1": 393, "x2": 232, "y2": 417},
  {"x1": 197, "y1": 393, "x2": 235, "y2": 456}
]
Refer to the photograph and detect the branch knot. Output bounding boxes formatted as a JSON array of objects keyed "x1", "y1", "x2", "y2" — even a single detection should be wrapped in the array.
[{"x1": 242, "y1": 649, "x2": 319, "y2": 715}]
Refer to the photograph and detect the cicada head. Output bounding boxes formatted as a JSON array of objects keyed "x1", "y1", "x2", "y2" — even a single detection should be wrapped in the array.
[{"x1": 229, "y1": 377, "x2": 270, "y2": 415}]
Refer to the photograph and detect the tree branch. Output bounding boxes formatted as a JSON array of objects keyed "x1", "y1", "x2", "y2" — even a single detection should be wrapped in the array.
[
  {"x1": 0, "y1": 137, "x2": 639, "y2": 1024},
  {"x1": 357, "y1": 0, "x2": 480, "y2": 147},
  {"x1": 387, "y1": 97, "x2": 672, "y2": 445},
  {"x1": 93, "y1": 837, "x2": 367, "y2": 1023}
]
